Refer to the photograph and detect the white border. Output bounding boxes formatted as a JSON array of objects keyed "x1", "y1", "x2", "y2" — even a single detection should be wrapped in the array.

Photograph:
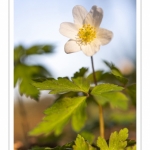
[
  {"x1": 141, "y1": 0, "x2": 150, "y2": 149},
  {"x1": 9, "y1": 0, "x2": 14, "y2": 149},
  {"x1": 0, "y1": 0, "x2": 9, "y2": 149}
]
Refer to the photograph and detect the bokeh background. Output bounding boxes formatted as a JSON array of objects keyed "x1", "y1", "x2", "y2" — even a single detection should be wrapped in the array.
[{"x1": 14, "y1": 0, "x2": 136, "y2": 149}]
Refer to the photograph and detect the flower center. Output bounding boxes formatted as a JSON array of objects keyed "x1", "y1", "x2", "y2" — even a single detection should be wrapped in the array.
[{"x1": 78, "y1": 24, "x2": 96, "y2": 45}]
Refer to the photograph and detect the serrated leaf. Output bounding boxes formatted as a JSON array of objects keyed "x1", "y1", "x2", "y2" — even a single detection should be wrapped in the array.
[
  {"x1": 103, "y1": 60, "x2": 122, "y2": 76},
  {"x1": 87, "y1": 70, "x2": 103, "y2": 83},
  {"x1": 103, "y1": 60, "x2": 128, "y2": 85},
  {"x1": 20, "y1": 79, "x2": 40, "y2": 100},
  {"x1": 14, "y1": 64, "x2": 49, "y2": 100},
  {"x1": 93, "y1": 92, "x2": 128, "y2": 110},
  {"x1": 53, "y1": 117, "x2": 69, "y2": 136},
  {"x1": 91, "y1": 83, "x2": 128, "y2": 110},
  {"x1": 73, "y1": 67, "x2": 88, "y2": 78},
  {"x1": 72, "y1": 77, "x2": 90, "y2": 94},
  {"x1": 91, "y1": 83, "x2": 124, "y2": 95},
  {"x1": 29, "y1": 96, "x2": 87, "y2": 136},
  {"x1": 111, "y1": 69, "x2": 122, "y2": 77},
  {"x1": 33, "y1": 77, "x2": 77, "y2": 94},
  {"x1": 73, "y1": 134, "x2": 95, "y2": 150},
  {"x1": 109, "y1": 128, "x2": 128, "y2": 150},
  {"x1": 32, "y1": 77, "x2": 90, "y2": 94},
  {"x1": 97, "y1": 136, "x2": 109, "y2": 150},
  {"x1": 97, "y1": 128, "x2": 128, "y2": 150},
  {"x1": 72, "y1": 100, "x2": 87, "y2": 132},
  {"x1": 14, "y1": 44, "x2": 53, "y2": 100}
]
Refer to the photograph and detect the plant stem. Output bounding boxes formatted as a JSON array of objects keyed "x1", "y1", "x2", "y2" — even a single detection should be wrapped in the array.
[
  {"x1": 99, "y1": 105, "x2": 104, "y2": 138},
  {"x1": 90, "y1": 56, "x2": 97, "y2": 86},
  {"x1": 90, "y1": 56, "x2": 105, "y2": 138}
]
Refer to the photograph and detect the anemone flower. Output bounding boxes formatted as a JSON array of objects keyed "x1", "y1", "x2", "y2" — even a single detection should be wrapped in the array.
[{"x1": 59, "y1": 5, "x2": 113, "y2": 56}]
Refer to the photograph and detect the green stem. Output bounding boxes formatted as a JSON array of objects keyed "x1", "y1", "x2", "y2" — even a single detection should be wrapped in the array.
[{"x1": 90, "y1": 56, "x2": 105, "y2": 138}]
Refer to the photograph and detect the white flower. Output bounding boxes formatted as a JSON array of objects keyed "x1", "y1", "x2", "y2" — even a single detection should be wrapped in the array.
[{"x1": 59, "y1": 5, "x2": 113, "y2": 56}]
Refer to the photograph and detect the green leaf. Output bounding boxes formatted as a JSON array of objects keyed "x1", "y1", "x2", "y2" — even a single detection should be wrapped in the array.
[
  {"x1": 126, "y1": 145, "x2": 136, "y2": 150},
  {"x1": 20, "y1": 79, "x2": 40, "y2": 100},
  {"x1": 91, "y1": 83, "x2": 127, "y2": 110},
  {"x1": 80, "y1": 131, "x2": 95, "y2": 144},
  {"x1": 91, "y1": 83, "x2": 124, "y2": 95},
  {"x1": 126, "y1": 84, "x2": 136, "y2": 106},
  {"x1": 14, "y1": 64, "x2": 48, "y2": 100},
  {"x1": 14, "y1": 64, "x2": 51, "y2": 100},
  {"x1": 94, "y1": 92, "x2": 128, "y2": 110},
  {"x1": 56, "y1": 91, "x2": 78, "y2": 101},
  {"x1": 103, "y1": 60, "x2": 128, "y2": 85},
  {"x1": 72, "y1": 100, "x2": 87, "y2": 132},
  {"x1": 73, "y1": 67, "x2": 88, "y2": 78},
  {"x1": 14, "y1": 44, "x2": 53, "y2": 100},
  {"x1": 99, "y1": 72, "x2": 117, "y2": 84},
  {"x1": 14, "y1": 64, "x2": 50, "y2": 86},
  {"x1": 103, "y1": 60, "x2": 122, "y2": 77},
  {"x1": 73, "y1": 134, "x2": 96, "y2": 150},
  {"x1": 97, "y1": 128, "x2": 128, "y2": 150},
  {"x1": 72, "y1": 77, "x2": 90, "y2": 94},
  {"x1": 97, "y1": 136, "x2": 109, "y2": 150},
  {"x1": 26, "y1": 45, "x2": 54, "y2": 55},
  {"x1": 52, "y1": 117, "x2": 69, "y2": 136},
  {"x1": 14, "y1": 45, "x2": 25, "y2": 65},
  {"x1": 29, "y1": 96, "x2": 87, "y2": 136},
  {"x1": 126, "y1": 139, "x2": 136, "y2": 147},
  {"x1": 32, "y1": 77, "x2": 90, "y2": 94},
  {"x1": 109, "y1": 128, "x2": 128, "y2": 150},
  {"x1": 87, "y1": 70, "x2": 103, "y2": 83},
  {"x1": 113, "y1": 75, "x2": 128, "y2": 86}
]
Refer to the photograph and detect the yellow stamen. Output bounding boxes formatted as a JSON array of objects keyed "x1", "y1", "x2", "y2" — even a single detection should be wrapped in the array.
[{"x1": 77, "y1": 24, "x2": 96, "y2": 45}]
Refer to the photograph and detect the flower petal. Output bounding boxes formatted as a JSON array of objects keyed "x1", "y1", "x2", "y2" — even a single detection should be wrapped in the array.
[
  {"x1": 64, "y1": 40, "x2": 81, "y2": 54},
  {"x1": 59, "y1": 22, "x2": 79, "y2": 39},
  {"x1": 96, "y1": 28, "x2": 113, "y2": 45},
  {"x1": 91, "y1": 40, "x2": 101, "y2": 51},
  {"x1": 72, "y1": 5, "x2": 88, "y2": 25},
  {"x1": 84, "y1": 5, "x2": 103, "y2": 28},
  {"x1": 81, "y1": 43, "x2": 100, "y2": 56}
]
